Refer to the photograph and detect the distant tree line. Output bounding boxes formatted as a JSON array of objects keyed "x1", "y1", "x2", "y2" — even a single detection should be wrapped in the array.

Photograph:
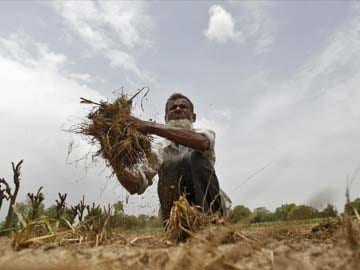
[
  {"x1": 1, "y1": 159, "x2": 359, "y2": 230},
  {"x1": 1, "y1": 195, "x2": 161, "y2": 232},
  {"x1": 227, "y1": 202, "x2": 345, "y2": 224}
]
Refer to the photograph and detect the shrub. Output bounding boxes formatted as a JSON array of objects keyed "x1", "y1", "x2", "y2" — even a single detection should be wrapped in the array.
[
  {"x1": 228, "y1": 205, "x2": 252, "y2": 223},
  {"x1": 287, "y1": 205, "x2": 318, "y2": 221}
]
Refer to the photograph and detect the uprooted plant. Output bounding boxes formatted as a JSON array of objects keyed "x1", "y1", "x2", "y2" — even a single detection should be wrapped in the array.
[
  {"x1": 165, "y1": 195, "x2": 222, "y2": 242},
  {"x1": 73, "y1": 88, "x2": 155, "y2": 194}
]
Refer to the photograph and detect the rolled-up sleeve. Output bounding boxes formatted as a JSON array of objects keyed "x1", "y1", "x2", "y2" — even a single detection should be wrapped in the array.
[{"x1": 195, "y1": 129, "x2": 215, "y2": 150}]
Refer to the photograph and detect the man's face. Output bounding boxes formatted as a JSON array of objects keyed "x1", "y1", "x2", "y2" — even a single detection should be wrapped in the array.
[{"x1": 165, "y1": 98, "x2": 195, "y2": 122}]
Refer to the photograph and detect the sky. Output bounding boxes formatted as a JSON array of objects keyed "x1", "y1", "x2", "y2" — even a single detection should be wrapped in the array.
[{"x1": 1, "y1": 1, "x2": 360, "y2": 217}]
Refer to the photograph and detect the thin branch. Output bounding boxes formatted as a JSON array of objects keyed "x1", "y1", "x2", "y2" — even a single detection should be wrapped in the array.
[
  {"x1": 80, "y1": 97, "x2": 101, "y2": 106},
  {"x1": 55, "y1": 193, "x2": 67, "y2": 220},
  {"x1": 128, "y1": 87, "x2": 146, "y2": 104},
  {"x1": 0, "y1": 178, "x2": 11, "y2": 198}
]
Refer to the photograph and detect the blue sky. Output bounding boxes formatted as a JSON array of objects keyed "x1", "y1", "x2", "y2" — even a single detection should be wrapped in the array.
[{"x1": 1, "y1": 1, "x2": 360, "y2": 216}]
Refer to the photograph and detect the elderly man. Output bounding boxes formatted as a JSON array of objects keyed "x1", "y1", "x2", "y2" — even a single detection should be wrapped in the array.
[{"x1": 127, "y1": 93, "x2": 230, "y2": 221}]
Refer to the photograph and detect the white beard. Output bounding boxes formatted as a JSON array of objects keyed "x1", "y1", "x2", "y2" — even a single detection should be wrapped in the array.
[{"x1": 166, "y1": 119, "x2": 193, "y2": 129}]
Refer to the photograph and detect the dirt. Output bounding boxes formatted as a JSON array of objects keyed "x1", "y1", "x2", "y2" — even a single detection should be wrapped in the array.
[{"x1": 0, "y1": 220, "x2": 359, "y2": 270}]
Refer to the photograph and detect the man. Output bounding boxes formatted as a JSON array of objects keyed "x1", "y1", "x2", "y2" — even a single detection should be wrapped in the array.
[{"x1": 126, "y1": 93, "x2": 230, "y2": 221}]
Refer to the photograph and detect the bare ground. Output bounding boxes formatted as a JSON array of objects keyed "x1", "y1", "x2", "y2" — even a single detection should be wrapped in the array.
[{"x1": 1, "y1": 220, "x2": 359, "y2": 270}]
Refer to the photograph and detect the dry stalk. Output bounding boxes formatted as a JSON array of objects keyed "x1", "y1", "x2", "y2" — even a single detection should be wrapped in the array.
[
  {"x1": 55, "y1": 193, "x2": 67, "y2": 220},
  {"x1": 12, "y1": 202, "x2": 115, "y2": 250},
  {"x1": 27, "y1": 186, "x2": 45, "y2": 220},
  {"x1": 0, "y1": 178, "x2": 10, "y2": 210},
  {"x1": 76, "y1": 195, "x2": 87, "y2": 223},
  {"x1": 3, "y1": 160, "x2": 24, "y2": 231},
  {"x1": 344, "y1": 187, "x2": 359, "y2": 249}
]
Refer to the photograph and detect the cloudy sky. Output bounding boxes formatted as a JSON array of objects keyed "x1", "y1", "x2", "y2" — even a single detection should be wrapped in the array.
[{"x1": 1, "y1": 1, "x2": 360, "y2": 217}]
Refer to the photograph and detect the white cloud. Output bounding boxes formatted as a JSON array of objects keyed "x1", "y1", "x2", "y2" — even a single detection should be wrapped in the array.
[
  {"x1": 106, "y1": 49, "x2": 142, "y2": 78},
  {"x1": 210, "y1": 109, "x2": 232, "y2": 121},
  {"x1": 66, "y1": 72, "x2": 91, "y2": 82},
  {"x1": 0, "y1": 34, "x2": 123, "y2": 216},
  {"x1": 52, "y1": 1, "x2": 153, "y2": 80},
  {"x1": 204, "y1": 5, "x2": 243, "y2": 43},
  {"x1": 254, "y1": 35, "x2": 274, "y2": 55},
  {"x1": 239, "y1": 2, "x2": 276, "y2": 54},
  {"x1": 204, "y1": 3, "x2": 275, "y2": 54},
  {"x1": 0, "y1": 33, "x2": 66, "y2": 69},
  {"x1": 223, "y1": 14, "x2": 360, "y2": 210}
]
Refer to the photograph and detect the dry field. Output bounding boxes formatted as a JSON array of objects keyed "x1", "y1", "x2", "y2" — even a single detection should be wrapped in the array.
[{"x1": 0, "y1": 219, "x2": 359, "y2": 270}]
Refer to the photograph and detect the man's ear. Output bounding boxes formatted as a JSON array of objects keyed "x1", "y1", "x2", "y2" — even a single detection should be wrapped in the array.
[{"x1": 192, "y1": 113, "x2": 196, "y2": 122}]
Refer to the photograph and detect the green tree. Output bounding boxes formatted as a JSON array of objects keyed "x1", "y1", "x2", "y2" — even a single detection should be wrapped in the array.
[
  {"x1": 252, "y1": 207, "x2": 274, "y2": 223},
  {"x1": 319, "y1": 204, "x2": 338, "y2": 218},
  {"x1": 274, "y1": 203, "x2": 296, "y2": 221},
  {"x1": 345, "y1": 198, "x2": 360, "y2": 216},
  {"x1": 287, "y1": 205, "x2": 318, "y2": 221},
  {"x1": 228, "y1": 205, "x2": 252, "y2": 223},
  {"x1": 113, "y1": 201, "x2": 124, "y2": 216}
]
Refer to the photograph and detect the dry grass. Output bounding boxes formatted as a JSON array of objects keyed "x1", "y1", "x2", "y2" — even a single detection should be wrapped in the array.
[
  {"x1": 75, "y1": 90, "x2": 154, "y2": 193},
  {"x1": 2, "y1": 220, "x2": 357, "y2": 270},
  {"x1": 12, "y1": 205, "x2": 113, "y2": 250},
  {"x1": 164, "y1": 195, "x2": 222, "y2": 242}
]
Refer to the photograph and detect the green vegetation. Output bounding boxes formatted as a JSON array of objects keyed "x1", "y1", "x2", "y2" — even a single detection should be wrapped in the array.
[
  {"x1": 0, "y1": 159, "x2": 356, "y2": 237},
  {"x1": 227, "y1": 201, "x2": 342, "y2": 224},
  {"x1": 3, "y1": 195, "x2": 348, "y2": 232},
  {"x1": 274, "y1": 203, "x2": 296, "y2": 221},
  {"x1": 345, "y1": 198, "x2": 360, "y2": 216},
  {"x1": 227, "y1": 205, "x2": 251, "y2": 223},
  {"x1": 1, "y1": 197, "x2": 161, "y2": 234}
]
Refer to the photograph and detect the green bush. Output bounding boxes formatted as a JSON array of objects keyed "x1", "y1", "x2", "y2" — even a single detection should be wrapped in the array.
[
  {"x1": 274, "y1": 203, "x2": 296, "y2": 221},
  {"x1": 287, "y1": 205, "x2": 318, "y2": 221},
  {"x1": 252, "y1": 207, "x2": 275, "y2": 223},
  {"x1": 345, "y1": 198, "x2": 360, "y2": 216},
  {"x1": 227, "y1": 205, "x2": 252, "y2": 223},
  {"x1": 318, "y1": 204, "x2": 338, "y2": 218}
]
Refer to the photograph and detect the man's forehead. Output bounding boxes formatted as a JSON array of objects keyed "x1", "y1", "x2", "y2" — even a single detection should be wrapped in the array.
[{"x1": 167, "y1": 97, "x2": 192, "y2": 106}]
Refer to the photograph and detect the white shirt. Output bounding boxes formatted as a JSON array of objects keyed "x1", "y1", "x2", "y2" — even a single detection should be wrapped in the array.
[
  {"x1": 136, "y1": 128, "x2": 216, "y2": 194},
  {"x1": 135, "y1": 127, "x2": 232, "y2": 212}
]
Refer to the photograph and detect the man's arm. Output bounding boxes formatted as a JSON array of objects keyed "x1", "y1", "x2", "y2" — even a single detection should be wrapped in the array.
[{"x1": 138, "y1": 122, "x2": 210, "y2": 152}]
